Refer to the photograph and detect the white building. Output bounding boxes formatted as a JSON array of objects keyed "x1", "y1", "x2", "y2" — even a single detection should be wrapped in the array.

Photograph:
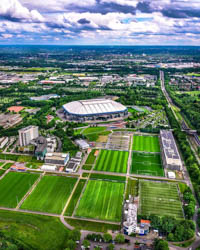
[
  {"x1": 19, "y1": 126, "x2": 39, "y2": 146},
  {"x1": 0, "y1": 137, "x2": 8, "y2": 149},
  {"x1": 41, "y1": 164, "x2": 57, "y2": 171},
  {"x1": 45, "y1": 152, "x2": 69, "y2": 166},
  {"x1": 160, "y1": 130, "x2": 182, "y2": 171},
  {"x1": 75, "y1": 139, "x2": 90, "y2": 150}
]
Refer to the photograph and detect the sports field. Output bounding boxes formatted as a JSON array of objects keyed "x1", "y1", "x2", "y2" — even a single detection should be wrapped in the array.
[
  {"x1": 0, "y1": 172, "x2": 39, "y2": 208},
  {"x1": 131, "y1": 152, "x2": 164, "y2": 177},
  {"x1": 132, "y1": 135, "x2": 160, "y2": 152},
  {"x1": 21, "y1": 175, "x2": 77, "y2": 214},
  {"x1": 75, "y1": 180, "x2": 125, "y2": 222},
  {"x1": 139, "y1": 180, "x2": 183, "y2": 219},
  {"x1": 94, "y1": 150, "x2": 128, "y2": 173}
]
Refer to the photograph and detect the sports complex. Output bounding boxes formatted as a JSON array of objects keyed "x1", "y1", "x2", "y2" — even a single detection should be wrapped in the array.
[
  {"x1": 0, "y1": 131, "x2": 186, "y2": 236},
  {"x1": 62, "y1": 98, "x2": 128, "y2": 122}
]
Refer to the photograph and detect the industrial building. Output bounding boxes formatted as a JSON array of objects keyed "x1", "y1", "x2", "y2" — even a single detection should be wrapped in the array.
[
  {"x1": 62, "y1": 98, "x2": 128, "y2": 122},
  {"x1": 45, "y1": 152, "x2": 69, "y2": 166},
  {"x1": 19, "y1": 125, "x2": 39, "y2": 147},
  {"x1": 160, "y1": 130, "x2": 182, "y2": 171}
]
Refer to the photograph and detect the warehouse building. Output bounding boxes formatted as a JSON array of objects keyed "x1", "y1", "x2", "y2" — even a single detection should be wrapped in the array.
[
  {"x1": 45, "y1": 152, "x2": 69, "y2": 166},
  {"x1": 62, "y1": 98, "x2": 128, "y2": 122},
  {"x1": 160, "y1": 130, "x2": 182, "y2": 171}
]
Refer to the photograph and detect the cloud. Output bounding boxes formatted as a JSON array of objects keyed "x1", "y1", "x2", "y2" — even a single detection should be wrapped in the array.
[
  {"x1": 0, "y1": 0, "x2": 200, "y2": 45},
  {"x1": 0, "y1": 0, "x2": 44, "y2": 22}
]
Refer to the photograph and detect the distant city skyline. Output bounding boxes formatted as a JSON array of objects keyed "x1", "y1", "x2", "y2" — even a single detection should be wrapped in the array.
[{"x1": 0, "y1": 0, "x2": 200, "y2": 45}]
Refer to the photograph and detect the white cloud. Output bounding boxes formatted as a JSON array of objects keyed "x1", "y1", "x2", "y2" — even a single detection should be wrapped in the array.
[{"x1": 0, "y1": 0, "x2": 44, "y2": 22}]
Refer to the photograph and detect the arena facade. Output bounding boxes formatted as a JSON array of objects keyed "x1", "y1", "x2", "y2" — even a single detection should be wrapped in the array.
[{"x1": 62, "y1": 98, "x2": 128, "y2": 122}]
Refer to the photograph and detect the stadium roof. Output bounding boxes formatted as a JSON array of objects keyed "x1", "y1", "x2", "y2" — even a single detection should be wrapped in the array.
[{"x1": 63, "y1": 99, "x2": 127, "y2": 116}]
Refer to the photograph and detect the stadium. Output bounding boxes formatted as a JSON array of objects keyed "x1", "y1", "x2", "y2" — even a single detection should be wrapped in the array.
[{"x1": 62, "y1": 98, "x2": 128, "y2": 122}]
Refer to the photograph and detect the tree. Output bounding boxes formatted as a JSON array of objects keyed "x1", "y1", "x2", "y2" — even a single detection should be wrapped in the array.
[
  {"x1": 66, "y1": 239, "x2": 76, "y2": 250},
  {"x1": 82, "y1": 239, "x2": 90, "y2": 249},
  {"x1": 69, "y1": 229, "x2": 81, "y2": 242},
  {"x1": 107, "y1": 243, "x2": 115, "y2": 250},
  {"x1": 114, "y1": 234, "x2": 125, "y2": 244},
  {"x1": 103, "y1": 233, "x2": 112, "y2": 243},
  {"x1": 154, "y1": 239, "x2": 169, "y2": 250}
]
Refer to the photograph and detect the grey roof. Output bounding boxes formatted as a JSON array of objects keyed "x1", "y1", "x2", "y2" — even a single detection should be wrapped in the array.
[
  {"x1": 63, "y1": 98, "x2": 127, "y2": 116},
  {"x1": 160, "y1": 130, "x2": 181, "y2": 162}
]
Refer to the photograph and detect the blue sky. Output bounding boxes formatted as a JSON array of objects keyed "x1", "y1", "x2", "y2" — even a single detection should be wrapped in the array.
[{"x1": 0, "y1": 0, "x2": 200, "y2": 45}]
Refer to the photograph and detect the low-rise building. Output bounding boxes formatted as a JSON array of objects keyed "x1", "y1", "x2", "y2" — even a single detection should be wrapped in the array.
[
  {"x1": 75, "y1": 139, "x2": 90, "y2": 150},
  {"x1": 41, "y1": 164, "x2": 57, "y2": 171},
  {"x1": 160, "y1": 130, "x2": 182, "y2": 171},
  {"x1": 0, "y1": 137, "x2": 8, "y2": 149},
  {"x1": 45, "y1": 152, "x2": 69, "y2": 166}
]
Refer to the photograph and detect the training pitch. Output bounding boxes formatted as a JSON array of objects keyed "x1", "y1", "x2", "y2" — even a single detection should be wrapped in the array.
[
  {"x1": 94, "y1": 149, "x2": 128, "y2": 173},
  {"x1": 0, "y1": 172, "x2": 39, "y2": 208},
  {"x1": 21, "y1": 175, "x2": 77, "y2": 214},
  {"x1": 131, "y1": 152, "x2": 164, "y2": 177},
  {"x1": 75, "y1": 179, "x2": 125, "y2": 222},
  {"x1": 132, "y1": 135, "x2": 160, "y2": 152},
  {"x1": 139, "y1": 180, "x2": 183, "y2": 219}
]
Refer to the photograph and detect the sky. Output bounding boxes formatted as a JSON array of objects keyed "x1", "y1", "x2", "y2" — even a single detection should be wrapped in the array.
[{"x1": 0, "y1": 0, "x2": 200, "y2": 45}]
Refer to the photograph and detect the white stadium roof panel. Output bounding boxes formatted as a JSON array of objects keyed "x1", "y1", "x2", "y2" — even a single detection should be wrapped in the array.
[{"x1": 63, "y1": 98, "x2": 127, "y2": 116}]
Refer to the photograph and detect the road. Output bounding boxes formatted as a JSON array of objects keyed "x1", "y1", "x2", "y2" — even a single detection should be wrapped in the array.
[{"x1": 160, "y1": 70, "x2": 200, "y2": 249}]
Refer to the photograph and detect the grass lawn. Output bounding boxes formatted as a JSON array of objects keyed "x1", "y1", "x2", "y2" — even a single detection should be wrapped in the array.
[
  {"x1": 65, "y1": 179, "x2": 86, "y2": 216},
  {"x1": 82, "y1": 165, "x2": 93, "y2": 170},
  {"x1": 94, "y1": 150, "x2": 128, "y2": 173},
  {"x1": 2, "y1": 162, "x2": 13, "y2": 170},
  {"x1": 90, "y1": 173, "x2": 126, "y2": 182},
  {"x1": 75, "y1": 179, "x2": 125, "y2": 222},
  {"x1": 0, "y1": 210, "x2": 69, "y2": 250},
  {"x1": 131, "y1": 152, "x2": 164, "y2": 177},
  {"x1": 85, "y1": 149, "x2": 97, "y2": 165},
  {"x1": 125, "y1": 178, "x2": 138, "y2": 200},
  {"x1": 0, "y1": 172, "x2": 39, "y2": 208},
  {"x1": 0, "y1": 169, "x2": 5, "y2": 176},
  {"x1": 66, "y1": 218, "x2": 120, "y2": 233},
  {"x1": 139, "y1": 180, "x2": 183, "y2": 219},
  {"x1": 132, "y1": 135, "x2": 160, "y2": 152},
  {"x1": 21, "y1": 175, "x2": 77, "y2": 214},
  {"x1": 82, "y1": 127, "x2": 107, "y2": 135}
]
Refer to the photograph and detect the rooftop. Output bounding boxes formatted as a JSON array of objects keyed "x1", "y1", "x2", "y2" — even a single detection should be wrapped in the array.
[{"x1": 63, "y1": 98, "x2": 127, "y2": 116}]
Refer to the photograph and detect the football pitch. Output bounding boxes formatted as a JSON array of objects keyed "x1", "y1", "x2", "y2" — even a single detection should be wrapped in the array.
[
  {"x1": 21, "y1": 175, "x2": 77, "y2": 214},
  {"x1": 0, "y1": 172, "x2": 39, "y2": 208},
  {"x1": 94, "y1": 149, "x2": 128, "y2": 173},
  {"x1": 75, "y1": 180, "x2": 125, "y2": 222},
  {"x1": 131, "y1": 152, "x2": 164, "y2": 177},
  {"x1": 139, "y1": 180, "x2": 183, "y2": 219},
  {"x1": 132, "y1": 135, "x2": 160, "y2": 152}
]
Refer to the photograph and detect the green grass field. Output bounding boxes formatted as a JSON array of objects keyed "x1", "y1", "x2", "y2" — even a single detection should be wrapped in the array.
[
  {"x1": 0, "y1": 210, "x2": 69, "y2": 250},
  {"x1": 2, "y1": 162, "x2": 13, "y2": 170},
  {"x1": 75, "y1": 180, "x2": 125, "y2": 222},
  {"x1": 0, "y1": 169, "x2": 5, "y2": 176},
  {"x1": 131, "y1": 152, "x2": 164, "y2": 177},
  {"x1": 0, "y1": 172, "x2": 39, "y2": 208},
  {"x1": 94, "y1": 150, "x2": 128, "y2": 173},
  {"x1": 139, "y1": 180, "x2": 183, "y2": 219},
  {"x1": 82, "y1": 127, "x2": 107, "y2": 135},
  {"x1": 132, "y1": 135, "x2": 160, "y2": 152},
  {"x1": 21, "y1": 176, "x2": 77, "y2": 214},
  {"x1": 85, "y1": 149, "x2": 97, "y2": 165},
  {"x1": 66, "y1": 218, "x2": 120, "y2": 233},
  {"x1": 65, "y1": 179, "x2": 86, "y2": 216}
]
